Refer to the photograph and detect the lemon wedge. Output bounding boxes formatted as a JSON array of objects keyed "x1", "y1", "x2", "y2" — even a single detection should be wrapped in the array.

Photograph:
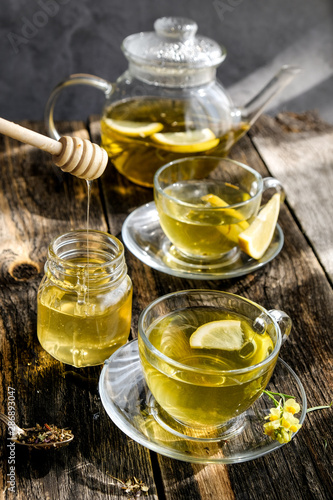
[
  {"x1": 190, "y1": 320, "x2": 244, "y2": 350},
  {"x1": 151, "y1": 128, "x2": 220, "y2": 153},
  {"x1": 104, "y1": 118, "x2": 163, "y2": 137},
  {"x1": 238, "y1": 193, "x2": 281, "y2": 260}
]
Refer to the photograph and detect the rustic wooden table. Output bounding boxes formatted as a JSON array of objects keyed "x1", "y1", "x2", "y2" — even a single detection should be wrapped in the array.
[{"x1": 0, "y1": 112, "x2": 332, "y2": 499}]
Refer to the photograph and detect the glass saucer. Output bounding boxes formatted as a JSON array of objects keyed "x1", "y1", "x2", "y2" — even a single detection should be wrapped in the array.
[
  {"x1": 121, "y1": 202, "x2": 284, "y2": 280},
  {"x1": 99, "y1": 340, "x2": 307, "y2": 464}
]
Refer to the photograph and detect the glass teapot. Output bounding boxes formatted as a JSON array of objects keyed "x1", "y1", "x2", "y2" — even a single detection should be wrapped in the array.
[{"x1": 45, "y1": 17, "x2": 299, "y2": 187}]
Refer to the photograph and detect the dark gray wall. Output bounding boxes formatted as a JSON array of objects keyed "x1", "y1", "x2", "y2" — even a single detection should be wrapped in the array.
[{"x1": 1, "y1": 0, "x2": 332, "y2": 122}]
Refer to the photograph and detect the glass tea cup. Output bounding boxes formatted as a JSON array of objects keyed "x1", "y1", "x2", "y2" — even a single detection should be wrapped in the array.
[
  {"x1": 154, "y1": 156, "x2": 285, "y2": 265},
  {"x1": 138, "y1": 289, "x2": 292, "y2": 439}
]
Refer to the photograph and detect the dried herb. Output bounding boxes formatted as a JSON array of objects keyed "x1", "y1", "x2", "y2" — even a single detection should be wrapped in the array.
[
  {"x1": 108, "y1": 474, "x2": 149, "y2": 497},
  {"x1": 16, "y1": 423, "x2": 73, "y2": 445}
]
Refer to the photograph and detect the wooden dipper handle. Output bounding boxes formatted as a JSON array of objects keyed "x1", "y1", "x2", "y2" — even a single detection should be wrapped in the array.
[{"x1": 0, "y1": 117, "x2": 108, "y2": 180}]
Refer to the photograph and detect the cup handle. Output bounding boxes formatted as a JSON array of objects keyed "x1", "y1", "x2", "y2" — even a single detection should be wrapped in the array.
[
  {"x1": 262, "y1": 177, "x2": 286, "y2": 203},
  {"x1": 269, "y1": 309, "x2": 292, "y2": 344},
  {"x1": 44, "y1": 73, "x2": 113, "y2": 140}
]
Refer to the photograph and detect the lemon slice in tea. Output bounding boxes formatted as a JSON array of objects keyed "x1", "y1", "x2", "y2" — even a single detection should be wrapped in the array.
[
  {"x1": 201, "y1": 193, "x2": 250, "y2": 230},
  {"x1": 238, "y1": 193, "x2": 281, "y2": 260},
  {"x1": 151, "y1": 128, "x2": 220, "y2": 153},
  {"x1": 201, "y1": 193, "x2": 250, "y2": 243},
  {"x1": 104, "y1": 118, "x2": 163, "y2": 137},
  {"x1": 190, "y1": 320, "x2": 244, "y2": 350}
]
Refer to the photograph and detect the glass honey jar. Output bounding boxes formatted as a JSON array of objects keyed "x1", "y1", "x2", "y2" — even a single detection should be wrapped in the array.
[{"x1": 37, "y1": 230, "x2": 133, "y2": 367}]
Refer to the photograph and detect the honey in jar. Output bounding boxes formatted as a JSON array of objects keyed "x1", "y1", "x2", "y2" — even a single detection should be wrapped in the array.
[{"x1": 37, "y1": 230, "x2": 132, "y2": 367}]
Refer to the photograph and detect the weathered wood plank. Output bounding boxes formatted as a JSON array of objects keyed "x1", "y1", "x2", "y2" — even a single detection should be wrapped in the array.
[
  {"x1": 1, "y1": 115, "x2": 331, "y2": 500},
  {"x1": 89, "y1": 117, "x2": 333, "y2": 499},
  {"x1": 0, "y1": 121, "x2": 157, "y2": 500},
  {"x1": 250, "y1": 111, "x2": 333, "y2": 284}
]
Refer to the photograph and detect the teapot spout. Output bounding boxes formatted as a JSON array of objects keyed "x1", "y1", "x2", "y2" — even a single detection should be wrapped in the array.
[{"x1": 240, "y1": 65, "x2": 301, "y2": 125}]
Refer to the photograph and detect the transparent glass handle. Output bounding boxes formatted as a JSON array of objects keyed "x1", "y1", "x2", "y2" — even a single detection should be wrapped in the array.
[
  {"x1": 262, "y1": 177, "x2": 286, "y2": 203},
  {"x1": 44, "y1": 73, "x2": 112, "y2": 140},
  {"x1": 269, "y1": 309, "x2": 292, "y2": 344}
]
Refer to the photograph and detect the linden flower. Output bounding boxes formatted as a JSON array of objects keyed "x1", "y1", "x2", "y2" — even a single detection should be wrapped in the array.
[
  {"x1": 263, "y1": 392, "x2": 302, "y2": 444},
  {"x1": 264, "y1": 420, "x2": 292, "y2": 444},
  {"x1": 268, "y1": 408, "x2": 281, "y2": 421},
  {"x1": 285, "y1": 398, "x2": 301, "y2": 415},
  {"x1": 281, "y1": 411, "x2": 302, "y2": 433}
]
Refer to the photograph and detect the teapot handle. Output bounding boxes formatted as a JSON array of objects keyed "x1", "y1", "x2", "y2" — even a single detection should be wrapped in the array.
[{"x1": 45, "y1": 74, "x2": 112, "y2": 140}]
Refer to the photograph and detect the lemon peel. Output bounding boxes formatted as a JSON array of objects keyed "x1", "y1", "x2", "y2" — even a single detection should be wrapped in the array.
[
  {"x1": 189, "y1": 320, "x2": 244, "y2": 350},
  {"x1": 238, "y1": 193, "x2": 281, "y2": 260}
]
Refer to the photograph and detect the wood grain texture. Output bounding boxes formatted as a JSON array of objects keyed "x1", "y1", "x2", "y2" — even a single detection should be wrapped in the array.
[
  {"x1": 89, "y1": 116, "x2": 333, "y2": 500},
  {"x1": 0, "y1": 115, "x2": 332, "y2": 500},
  {"x1": 0, "y1": 121, "x2": 157, "y2": 500},
  {"x1": 250, "y1": 111, "x2": 333, "y2": 284}
]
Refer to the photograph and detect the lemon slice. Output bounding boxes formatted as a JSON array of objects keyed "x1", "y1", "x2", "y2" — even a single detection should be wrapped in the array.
[
  {"x1": 190, "y1": 320, "x2": 244, "y2": 350},
  {"x1": 151, "y1": 128, "x2": 220, "y2": 153},
  {"x1": 238, "y1": 193, "x2": 281, "y2": 260},
  {"x1": 201, "y1": 193, "x2": 250, "y2": 243},
  {"x1": 104, "y1": 118, "x2": 163, "y2": 137},
  {"x1": 201, "y1": 194, "x2": 250, "y2": 230}
]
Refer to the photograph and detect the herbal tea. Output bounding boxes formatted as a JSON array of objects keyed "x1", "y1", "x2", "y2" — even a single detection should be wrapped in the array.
[
  {"x1": 139, "y1": 307, "x2": 276, "y2": 427},
  {"x1": 101, "y1": 97, "x2": 249, "y2": 187},
  {"x1": 155, "y1": 180, "x2": 255, "y2": 260},
  {"x1": 37, "y1": 255, "x2": 132, "y2": 368}
]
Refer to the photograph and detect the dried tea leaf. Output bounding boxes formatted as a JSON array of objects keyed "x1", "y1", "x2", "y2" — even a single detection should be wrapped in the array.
[{"x1": 107, "y1": 474, "x2": 149, "y2": 497}]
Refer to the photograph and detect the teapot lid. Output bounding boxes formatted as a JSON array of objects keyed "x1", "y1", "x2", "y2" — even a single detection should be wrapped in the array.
[{"x1": 122, "y1": 17, "x2": 226, "y2": 86}]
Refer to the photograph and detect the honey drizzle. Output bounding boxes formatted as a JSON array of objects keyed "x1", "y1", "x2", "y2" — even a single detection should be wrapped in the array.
[{"x1": 86, "y1": 179, "x2": 92, "y2": 305}]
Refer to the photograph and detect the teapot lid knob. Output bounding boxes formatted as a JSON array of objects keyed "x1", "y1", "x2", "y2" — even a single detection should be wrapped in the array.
[{"x1": 154, "y1": 17, "x2": 198, "y2": 41}]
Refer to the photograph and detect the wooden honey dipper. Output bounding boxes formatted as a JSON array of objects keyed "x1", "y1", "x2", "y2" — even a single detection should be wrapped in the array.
[{"x1": 0, "y1": 117, "x2": 108, "y2": 180}]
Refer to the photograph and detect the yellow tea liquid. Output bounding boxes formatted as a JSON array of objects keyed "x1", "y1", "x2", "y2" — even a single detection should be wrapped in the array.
[
  {"x1": 37, "y1": 257, "x2": 132, "y2": 368},
  {"x1": 155, "y1": 181, "x2": 253, "y2": 259},
  {"x1": 101, "y1": 97, "x2": 249, "y2": 187},
  {"x1": 139, "y1": 307, "x2": 275, "y2": 427}
]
